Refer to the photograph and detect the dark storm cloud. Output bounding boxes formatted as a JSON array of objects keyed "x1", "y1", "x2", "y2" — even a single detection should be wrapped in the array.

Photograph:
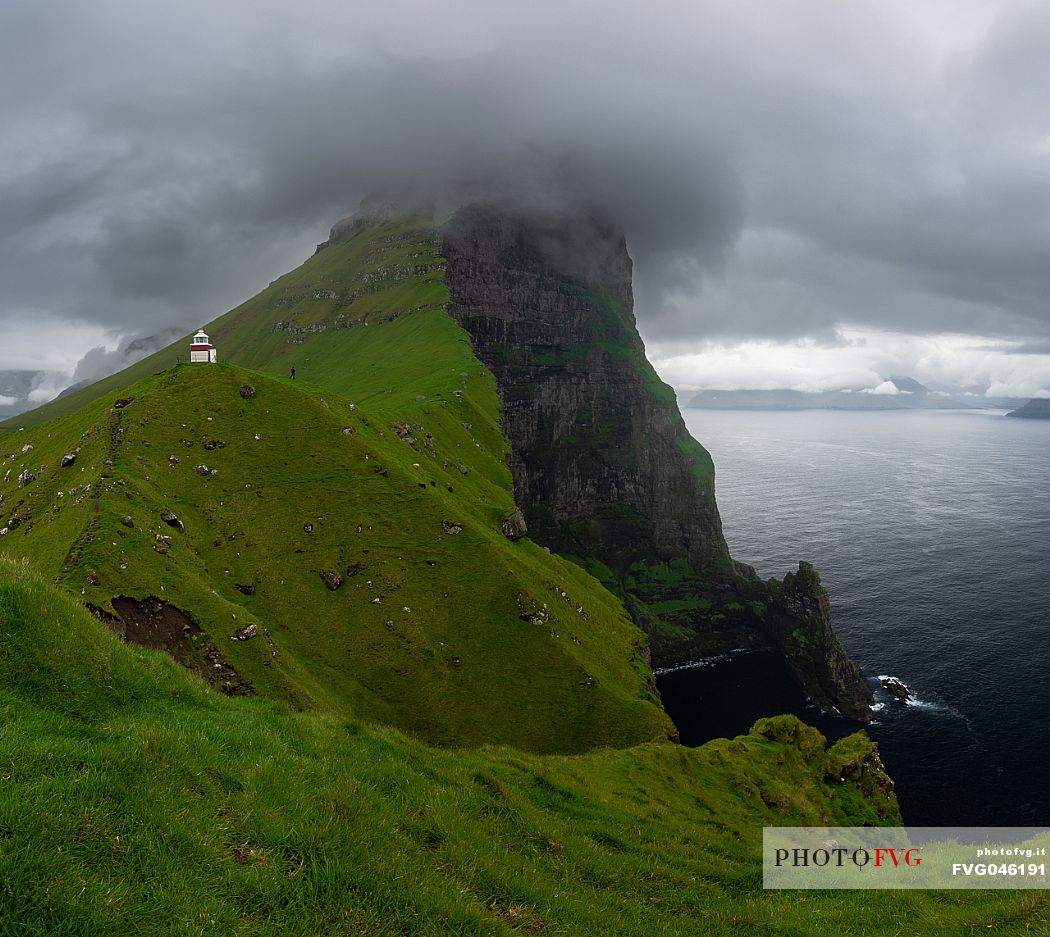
[{"x1": 2, "y1": 0, "x2": 1050, "y2": 373}]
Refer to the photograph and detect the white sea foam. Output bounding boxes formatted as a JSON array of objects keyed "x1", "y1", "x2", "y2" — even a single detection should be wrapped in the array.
[
  {"x1": 874, "y1": 674, "x2": 965, "y2": 720},
  {"x1": 652, "y1": 648, "x2": 754, "y2": 676}
]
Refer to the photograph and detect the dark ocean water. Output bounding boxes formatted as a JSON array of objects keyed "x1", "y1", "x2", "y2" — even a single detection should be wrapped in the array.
[{"x1": 657, "y1": 408, "x2": 1050, "y2": 826}]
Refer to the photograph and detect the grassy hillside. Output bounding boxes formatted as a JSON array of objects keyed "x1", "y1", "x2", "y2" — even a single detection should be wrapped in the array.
[
  {"x1": 0, "y1": 218, "x2": 462, "y2": 431},
  {"x1": 0, "y1": 216, "x2": 685, "y2": 751},
  {"x1": 0, "y1": 215, "x2": 1044, "y2": 933},
  {"x1": 5, "y1": 562, "x2": 1041, "y2": 936},
  {"x1": 0, "y1": 362, "x2": 671, "y2": 752}
]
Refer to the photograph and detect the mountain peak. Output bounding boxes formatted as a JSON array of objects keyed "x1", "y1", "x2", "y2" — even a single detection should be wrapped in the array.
[
  {"x1": 887, "y1": 376, "x2": 928, "y2": 394},
  {"x1": 2, "y1": 203, "x2": 872, "y2": 737}
]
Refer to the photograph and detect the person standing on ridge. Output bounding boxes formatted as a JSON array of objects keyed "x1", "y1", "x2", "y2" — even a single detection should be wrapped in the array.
[{"x1": 290, "y1": 366, "x2": 296, "y2": 380}]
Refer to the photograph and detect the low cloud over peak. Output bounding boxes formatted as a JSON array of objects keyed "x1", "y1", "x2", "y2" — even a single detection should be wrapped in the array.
[{"x1": 3, "y1": 1, "x2": 1050, "y2": 394}]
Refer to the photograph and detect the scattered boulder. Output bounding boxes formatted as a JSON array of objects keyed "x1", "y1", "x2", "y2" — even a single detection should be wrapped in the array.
[
  {"x1": 114, "y1": 397, "x2": 134, "y2": 409},
  {"x1": 17, "y1": 469, "x2": 34, "y2": 487},
  {"x1": 319, "y1": 569, "x2": 342, "y2": 591},
  {"x1": 303, "y1": 523, "x2": 314, "y2": 533},
  {"x1": 232, "y1": 622, "x2": 258, "y2": 641},
  {"x1": 120, "y1": 515, "x2": 135, "y2": 528},
  {"x1": 345, "y1": 562, "x2": 361, "y2": 577},
  {"x1": 168, "y1": 455, "x2": 179, "y2": 465},
  {"x1": 502, "y1": 508, "x2": 527, "y2": 541},
  {"x1": 194, "y1": 464, "x2": 211, "y2": 476},
  {"x1": 203, "y1": 439, "x2": 226, "y2": 451},
  {"x1": 517, "y1": 593, "x2": 549, "y2": 625},
  {"x1": 153, "y1": 543, "x2": 169, "y2": 555},
  {"x1": 239, "y1": 384, "x2": 255, "y2": 399},
  {"x1": 442, "y1": 521, "x2": 463, "y2": 535},
  {"x1": 60, "y1": 453, "x2": 76, "y2": 468},
  {"x1": 155, "y1": 534, "x2": 173, "y2": 546},
  {"x1": 458, "y1": 464, "x2": 469, "y2": 475},
  {"x1": 342, "y1": 427, "x2": 356, "y2": 436},
  {"x1": 234, "y1": 583, "x2": 255, "y2": 596},
  {"x1": 160, "y1": 510, "x2": 184, "y2": 532}
]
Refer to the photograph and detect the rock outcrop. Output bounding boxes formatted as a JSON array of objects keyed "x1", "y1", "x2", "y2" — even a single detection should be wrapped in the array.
[
  {"x1": 759, "y1": 562, "x2": 873, "y2": 721},
  {"x1": 502, "y1": 508, "x2": 528, "y2": 541},
  {"x1": 441, "y1": 203, "x2": 872, "y2": 721}
]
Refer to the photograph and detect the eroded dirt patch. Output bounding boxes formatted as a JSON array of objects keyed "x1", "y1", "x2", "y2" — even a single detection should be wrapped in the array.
[
  {"x1": 106, "y1": 596, "x2": 255, "y2": 697},
  {"x1": 111, "y1": 595, "x2": 200, "y2": 649}
]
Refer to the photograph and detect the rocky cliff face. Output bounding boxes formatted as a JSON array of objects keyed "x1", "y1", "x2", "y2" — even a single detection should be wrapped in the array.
[
  {"x1": 441, "y1": 203, "x2": 872, "y2": 722},
  {"x1": 440, "y1": 204, "x2": 729, "y2": 575}
]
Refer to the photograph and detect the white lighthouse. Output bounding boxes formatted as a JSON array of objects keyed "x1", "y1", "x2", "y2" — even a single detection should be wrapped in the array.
[{"x1": 189, "y1": 329, "x2": 217, "y2": 364}]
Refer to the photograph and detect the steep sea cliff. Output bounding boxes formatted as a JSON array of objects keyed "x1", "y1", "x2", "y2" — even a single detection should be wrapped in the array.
[{"x1": 441, "y1": 204, "x2": 872, "y2": 721}]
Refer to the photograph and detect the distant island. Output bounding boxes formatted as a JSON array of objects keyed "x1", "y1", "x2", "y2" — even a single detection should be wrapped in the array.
[
  {"x1": 689, "y1": 377, "x2": 1024, "y2": 412},
  {"x1": 1006, "y1": 398, "x2": 1050, "y2": 419}
]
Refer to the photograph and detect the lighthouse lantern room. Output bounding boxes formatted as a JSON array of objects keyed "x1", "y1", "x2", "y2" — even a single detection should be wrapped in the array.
[{"x1": 190, "y1": 329, "x2": 217, "y2": 364}]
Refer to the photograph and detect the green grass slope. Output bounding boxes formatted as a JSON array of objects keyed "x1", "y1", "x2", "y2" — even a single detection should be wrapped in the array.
[
  {"x1": 5, "y1": 563, "x2": 1040, "y2": 936},
  {"x1": 0, "y1": 362, "x2": 670, "y2": 752},
  {"x1": 0, "y1": 216, "x2": 1042, "y2": 934},
  {"x1": 1, "y1": 217, "x2": 471, "y2": 431}
]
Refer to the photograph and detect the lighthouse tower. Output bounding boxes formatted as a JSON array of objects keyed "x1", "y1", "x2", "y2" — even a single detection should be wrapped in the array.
[{"x1": 189, "y1": 329, "x2": 217, "y2": 364}]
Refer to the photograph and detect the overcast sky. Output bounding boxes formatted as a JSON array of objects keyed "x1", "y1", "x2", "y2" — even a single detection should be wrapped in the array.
[{"x1": 3, "y1": 0, "x2": 1050, "y2": 397}]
